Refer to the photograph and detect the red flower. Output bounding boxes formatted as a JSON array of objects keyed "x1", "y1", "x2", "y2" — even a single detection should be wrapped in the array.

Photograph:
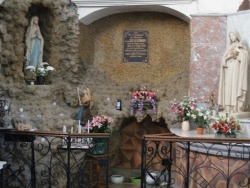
[
  {"x1": 212, "y1": 123, "x2": 218, "y2": 131},
  {"x1": 212, "y1": 117, "x2": 240, "y2": 134}
]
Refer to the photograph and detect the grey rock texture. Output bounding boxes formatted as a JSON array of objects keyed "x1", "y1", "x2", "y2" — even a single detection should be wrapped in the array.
[{"x1": 0, "y1": 1, "x2": 190, "y2": 132}]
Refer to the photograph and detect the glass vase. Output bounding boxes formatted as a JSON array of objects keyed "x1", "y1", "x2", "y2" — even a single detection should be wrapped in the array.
[{"x1": 89, "y1": 138, "x2": 108, "y2": 155}]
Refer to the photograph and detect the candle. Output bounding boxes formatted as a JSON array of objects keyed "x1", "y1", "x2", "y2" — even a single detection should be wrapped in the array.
[
  {"x1": 87, "y1": 120, "x2": 90, "y2": 133},
  {"x1": 63, "y1": 125, "x2": 66, "y2": 133},
  {"x1": 78, "y1": 124, "x2": 81, "y2": 133},
  {"x1": 212, "y1": 110, "x2": 217, "y2": 117},
  {"x1": 71, "y1": 127, "x2": 73, "y2": 133}
]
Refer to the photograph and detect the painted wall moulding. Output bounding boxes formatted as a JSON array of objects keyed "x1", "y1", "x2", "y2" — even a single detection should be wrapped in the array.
[{"x1": 72, "y1": 0, "x2": 194, "y2": 7}]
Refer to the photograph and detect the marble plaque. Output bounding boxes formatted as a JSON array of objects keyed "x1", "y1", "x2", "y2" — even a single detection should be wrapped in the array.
[{"x1": 123, "y1": 30, "x2": 148, "y2": 63}]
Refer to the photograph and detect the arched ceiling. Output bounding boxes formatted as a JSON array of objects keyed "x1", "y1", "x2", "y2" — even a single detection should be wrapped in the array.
[{"x1": 77, "y1": 5, "x2": 191, "y2": 25}]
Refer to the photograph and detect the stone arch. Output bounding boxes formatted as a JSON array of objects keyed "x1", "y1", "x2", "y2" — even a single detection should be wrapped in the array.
[{"x1": 78, "y1": 5, "x2": 191, "y2": 25}]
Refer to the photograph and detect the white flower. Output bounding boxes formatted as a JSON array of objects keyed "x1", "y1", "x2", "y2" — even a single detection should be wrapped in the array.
[
  {"x1": 41, "y1": 62, "x2": 49, "y2": 66},
  {"x1": 46, "y1": 66, "x2": 55, "y2": 71},
  {"x1": 37, "y1": 67, "x2": 45, "y2": 72},
  {"x1": 198, "y1": 112, "x2": 203, "y2": 117},
  {"x1": 25, "y1": 65, "x2": 36, "y2": 70}
]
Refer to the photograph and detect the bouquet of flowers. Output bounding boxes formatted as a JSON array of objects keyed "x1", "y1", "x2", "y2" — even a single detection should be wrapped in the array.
[
  {"x1": 87, "y1": 115, "x2": 113, "y2": 133},
  {"x1": 170, "y1": 96, "x2": 197, "y2": 121},
  {"x1": 25, "y1": 62, "x2": 55, "y2": 76},
  {"x1": 211, "y1": 117, "x2": 241, "y2": 135},
  {"x1": 130, "y1": 89, "x2": 156, "y2": 116},
  {"x1": 87, "y1": 115, "x2": 113, "y2": 155},
  {"x1": 191, "y1": 107, "x2": 211, "y2": 128}
]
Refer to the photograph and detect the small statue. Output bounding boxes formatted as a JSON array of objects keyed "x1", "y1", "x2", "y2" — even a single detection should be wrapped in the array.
[
  {"x1": 77, "y1": 88, "x2": 93, "y2": 125},
  {"x1": 209, "y1": 93, "x2": 215, "y2": 110}
]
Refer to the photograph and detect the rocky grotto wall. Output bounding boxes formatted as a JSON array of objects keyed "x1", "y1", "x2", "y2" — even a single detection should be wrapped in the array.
[
  {"x1": 0, "y1": 1, "x2": 194, "y2": 171},
  {"x1": 0, "y1": 0, "x2": 81, "y2": 130},
  {"x1": 0, "y1": 0, "x2": 191, "y2": 133},
  {"x1": 78, "y1": 12, "x2": 190, "y2": 125}
]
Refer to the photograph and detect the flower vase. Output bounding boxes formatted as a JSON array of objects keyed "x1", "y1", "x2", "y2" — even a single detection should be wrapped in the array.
[
  {"x1": 215, "y1": 133, "x2": 237, "y2": 138},
  {"x1": 36, "y1": 76, "x2": 45, "y2": 85},
  {"x1": 226, "y1": 134, "x2": 237, "y2": 138},
  {"x1": 182, "y1": 120, "x2": 190, "y2": 131},
  {"x1": 89, "y1": 138, "x2": 108, "y2": 155},
  {"x1": 196, "y1": 127, "x2": 204, "y2": 135}
]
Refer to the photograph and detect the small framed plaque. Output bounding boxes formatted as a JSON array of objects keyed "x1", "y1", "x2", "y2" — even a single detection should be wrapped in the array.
[{"x1": 123, "y1": 30, "x2": 148, "y2": 63}]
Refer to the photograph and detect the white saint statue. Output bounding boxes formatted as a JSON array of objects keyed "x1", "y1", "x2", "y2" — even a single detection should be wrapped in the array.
[
  {"x1": 25, "y1": 16, "x2": 44, "y2": 69},
  {"x1": 218, "y1": 30, "x2": 249, "y2": 114}
]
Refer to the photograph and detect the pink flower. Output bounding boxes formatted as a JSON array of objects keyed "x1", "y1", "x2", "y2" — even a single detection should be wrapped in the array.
[
  {"x1": 179, "y1": 108, "x2": 184, "y2": 116},
  {"x1": 171, "y1": 106, "x2": 179, "y2": 114},
  {"x1": 148, "y1": 91, "x2": 155, "y2": 98},
  {"x1": 87, "y1": 115, "x2": 113, "y2": 133}
]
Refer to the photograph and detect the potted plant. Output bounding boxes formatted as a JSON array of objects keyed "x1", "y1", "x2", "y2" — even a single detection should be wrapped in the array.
[
  {"x1": 211, "y1": 117, "x2": 241, "y2": 138},
  {"x1": 86, "y1": 115, "x2": 113, "y2": 155},
  {"x1": 130, "y1": 89, "x2": 157, "y2": 116},
  {"x1": 170, "y1": 96, "x2": 197, "y2": 131},
  {"x1": 25, "y1": 62, "x2": 55, "y2": 85},
  {"x1": 191, "y1": 107, "x2": 211, "y2": 135}
]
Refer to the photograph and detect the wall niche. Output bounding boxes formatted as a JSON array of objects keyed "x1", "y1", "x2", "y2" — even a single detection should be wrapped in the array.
[
  {"x1": 23, "y1": 4, "x2": 55, "y2": 84},
  {"x1": 25, "y1": 4, "x2": 54, "y2": 64}
]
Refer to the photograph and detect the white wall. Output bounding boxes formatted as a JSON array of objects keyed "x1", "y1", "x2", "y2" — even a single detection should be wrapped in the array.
[
  {"x1": 227, "y1": 10, "x2": 250, "y2": 49},
  {"x1": 197, "y1": 0, "x2": 243, "y2": 13},
  {"x1": 73, "y1": 0, "x2": 244, "y2": 24}
]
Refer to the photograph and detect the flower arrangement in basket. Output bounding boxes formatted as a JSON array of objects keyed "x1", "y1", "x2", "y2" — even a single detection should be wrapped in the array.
[
  {"x1": 170, "y1": 96, "x2": 197, "y2": 121},
  {"x1": 130, "y1": 89, "x2": 157, "y2": 116},
  {"x1": 211, "y1": 117, "x2": 241, "y2": 135},
  {"x1": 87, "y1": 115, "x2": 113, "y2": 133}
]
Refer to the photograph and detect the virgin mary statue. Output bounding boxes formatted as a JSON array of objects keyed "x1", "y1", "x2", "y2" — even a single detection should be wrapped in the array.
[
  {"x1": 25, "y1": 16, "x2": 44, "y2": 69},
  {"x1": 218, "y1": 30, "x2": 249, "y2": 114}
]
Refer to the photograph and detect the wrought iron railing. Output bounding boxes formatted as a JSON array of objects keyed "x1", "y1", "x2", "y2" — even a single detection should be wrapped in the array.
[
  {"x1": 2, "y1": 130, "x2": 250, "y2": 188},
  {"x1": 0, "y1": 129, "x2": 109, "y2": 188},
  {"x1": 141, "y1": 133, "x2": 250, "y2": 188}
]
